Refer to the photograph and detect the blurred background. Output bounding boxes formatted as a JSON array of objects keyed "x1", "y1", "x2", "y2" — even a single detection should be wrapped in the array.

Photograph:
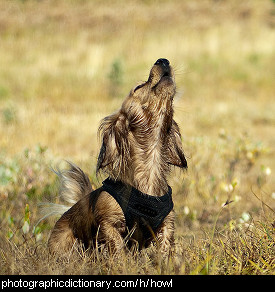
[{"x1": 0, "y1": 0, "x2": 274, "y2": 274}]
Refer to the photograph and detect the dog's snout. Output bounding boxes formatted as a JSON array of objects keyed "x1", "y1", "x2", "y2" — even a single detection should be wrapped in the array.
[
  {"x1": 154, "y1": 58, "x2": 171, "y2": 77},
  {"x1": 154, "y1": 58, "x2": 170, "y2": 67},
  {"x1": 147, "y1": 58, "x2": 174, "y2": 88}
]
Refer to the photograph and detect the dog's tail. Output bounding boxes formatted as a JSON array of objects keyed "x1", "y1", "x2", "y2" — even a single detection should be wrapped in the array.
[
  {"x1": 55, "y1": 161, "x2": 93, "y2": 205},
  {"x1": 39, "y1": 162, "x2": 93, "y2": 222}
]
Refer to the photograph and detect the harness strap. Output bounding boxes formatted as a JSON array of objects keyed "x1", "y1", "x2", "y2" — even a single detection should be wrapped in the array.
[{"x1": 101, "y1": 178, "x2": 173, "y2": 240}]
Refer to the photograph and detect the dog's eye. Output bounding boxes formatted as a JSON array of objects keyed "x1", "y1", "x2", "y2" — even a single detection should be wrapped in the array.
[{"x1": 134, "y1": 83, "x2": 144, "y2": 93}]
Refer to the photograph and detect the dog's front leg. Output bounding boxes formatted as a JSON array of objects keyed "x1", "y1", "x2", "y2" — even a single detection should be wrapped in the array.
[
  {"x1": 94, "y1": 191, "x2": 126, "y2": 254},
  {"x1": 155, "y1": 210, "x2": 175, "y2": 257},
  {"x1": 99, "y1": 222, "x2": 125, "y2": 254}
]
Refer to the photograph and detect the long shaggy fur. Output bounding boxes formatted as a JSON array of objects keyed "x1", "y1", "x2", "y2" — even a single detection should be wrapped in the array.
[
  {"x1": 55, "y1": 162, "x2": 93, "y2": 205},
  {"x1": 38, "y1": 163, "x2": 92, "y2": 225},
  {"x1": 46, "y1": 58, "x2": 187, "y2": 256}
]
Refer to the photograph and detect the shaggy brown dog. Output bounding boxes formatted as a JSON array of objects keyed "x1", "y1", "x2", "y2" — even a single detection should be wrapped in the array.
[{"x1": 47, "y1": 58, "x2": 187, "y2": 256}]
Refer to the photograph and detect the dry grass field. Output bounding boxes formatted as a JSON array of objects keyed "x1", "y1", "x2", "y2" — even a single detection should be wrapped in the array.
[{"x1": 0, "y1": 0, "x2": 275, "y2": 275}]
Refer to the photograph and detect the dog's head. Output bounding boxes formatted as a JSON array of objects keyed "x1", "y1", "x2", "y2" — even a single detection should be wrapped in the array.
[{"x1": 97, "y1": 59, "x2": 187, "y2": 180}]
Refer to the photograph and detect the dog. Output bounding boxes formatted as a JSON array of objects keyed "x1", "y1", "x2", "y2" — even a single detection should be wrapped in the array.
[{"x1": 47, "y1": 58, "x2": 187, "y2": 257}]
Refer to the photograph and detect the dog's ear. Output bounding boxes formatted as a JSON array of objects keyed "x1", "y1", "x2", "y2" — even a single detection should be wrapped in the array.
[
  {"x1": 96, "y1": 112, "x2": 129, "y2": 174},
  {"x1": 167, "y1": 120, "x2": 187, "y2": 169}
]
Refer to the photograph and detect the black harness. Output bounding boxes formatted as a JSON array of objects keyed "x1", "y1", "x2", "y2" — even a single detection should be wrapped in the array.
[{"x1": 101, "y1": 178, "x2": 173, "y2": 241}]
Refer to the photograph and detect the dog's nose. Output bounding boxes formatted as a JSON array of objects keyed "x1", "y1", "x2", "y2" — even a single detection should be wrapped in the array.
[{"x1": 154, "y1": 58, "x2": 170, "y2": 67}]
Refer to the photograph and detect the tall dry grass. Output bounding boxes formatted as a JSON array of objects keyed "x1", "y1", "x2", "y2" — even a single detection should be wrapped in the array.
[{"x1": 0, "y1": 0, "x2": 275, "y2": 274}]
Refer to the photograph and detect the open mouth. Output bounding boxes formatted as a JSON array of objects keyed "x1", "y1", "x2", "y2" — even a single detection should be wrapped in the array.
[
  {"x1": 155, "y1": 67, "x2": 172, "y2": 86},
  {"x1": 161, "y1": 70, "x2": 171, "y2": 78}
]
